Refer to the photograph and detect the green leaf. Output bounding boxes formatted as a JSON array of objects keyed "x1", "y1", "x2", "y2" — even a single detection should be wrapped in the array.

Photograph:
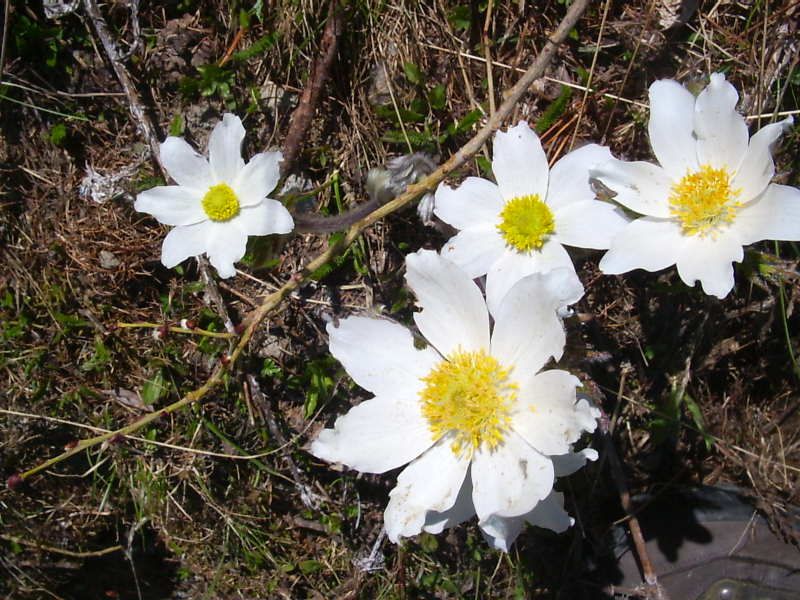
[
  {"x1": 403, "y1": 62, "x2": 424, "y2": 86},
  {"x1": 428, "y1": 84, "x2": 447, "y2": 110},
  {"x1": 81, "y1": 338, "x2": 111, "y2": 372},
  {"x1": 534, "y1": 85, "x2": 572, "y2": 134},
  {"x1": 419, "y1": 532, "x2": 439, "y2": 553},
  {"x1": 288, "y1": 356, "x2": 338, "y2": 418},
  {"x1": 374, "y1": 104, "x2": 426, "y2": 124},
  {"x1": 238, "y1": 9, "x2": 251, "y2": 29},
  {"x1": 141, "y1": 370, "x2": 168, "y2": 405},
  {"x1": 475, "y1": 155, "x2": 493, "y2": 178},
  {"x1": 684, "y1": 393, "x2": 714, "y2": 450},
  {"x1": 260, "y1": 358, "x2": 282, "y2": 379},
  {"x1": 447, "y1": 108, "x2": 482, "y2": 136},
  {"x1": 169, "y1": 114, "x2": 185, "y2": 137},
  {"x1": 48, "y1": 123, "x2": 67, "y2": 146},
  {"x1": 232, "y1": 32, "x2": 279, "y2": 63},
  {"x1": 381, "y1": 129, "x2": 436, "y2": 150},
  {"x1": 298, "y1": 560, "x2": 322, "y2": 575},
  {"x1": 448, "y1": 5, "x2": 472, "y2": 31}
]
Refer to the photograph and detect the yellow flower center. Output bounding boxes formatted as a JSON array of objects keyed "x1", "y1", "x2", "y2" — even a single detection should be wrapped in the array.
[
  {"x1": 419, "y1": 350, "x2": 517, "y2": 457},
  {"x1": 497, "y1": 194, "x2": 556, "y2": 252},
  {"x1": 202, "y1": 183, "x2": 240, "y2": 222},
  {"x1": 668, "y1": 165, "x2": 741, "y2": 237}
]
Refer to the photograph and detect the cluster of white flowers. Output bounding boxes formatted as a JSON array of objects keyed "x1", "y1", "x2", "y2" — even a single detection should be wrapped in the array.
[{"x1": 134, "y1": 73, "x2": 799, "y2": 550}]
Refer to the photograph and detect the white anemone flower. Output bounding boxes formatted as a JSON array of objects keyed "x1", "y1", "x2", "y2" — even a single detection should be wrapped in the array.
[
  {"x1": 593, "y1": 73, "x2": 799, "y2": 298},
  {"x1": 310, "y1": 250, "x2": 599, "y2": 549},
  {"x1": 434, "y1": 121, "x2": 629, "y2": 315},
  {"x1": 134, "y1": 114, "x2": 293, "y2": 278}
]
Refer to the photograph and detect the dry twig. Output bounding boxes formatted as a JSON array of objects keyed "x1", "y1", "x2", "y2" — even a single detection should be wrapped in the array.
[
  {"x1": 83, "y1": 0, "x2": 161, "y2": 169},
  {"x1": 280, "y1": 0, "x2": 343, "y2": 176},
  {"x1": 246, "y1": 375, "x2": 320, "y2": 508},
  {"x1": 600, "y1": 371, "x2": 670, "y2": 600}
]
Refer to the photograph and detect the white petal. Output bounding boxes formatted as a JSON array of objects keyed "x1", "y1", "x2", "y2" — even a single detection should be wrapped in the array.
[
  {"x1": 734, "y1": 184, "x2": 800, "y2": 244},
  {"x1": 160, "y1": 137, "x2": 213, "y2": 190},
  {"x1": 675, "y1": 229, "x2": 743, "y2": 298},
  {"x1": 485, "y1": 242, "x2": 577, "y2": 317},
  {"x1": 553, "y1": 200, "x2": 631, "y2": 249},
  {"x1": 239, "y1": 200, "x2": 294, "y2": 236},
  {"x1": 552, "y1": 447, "x2": 599, "y2": 477},
  {"x1": 160, "y1": 221, "x2": 210, "y2": 268},
  {"x1": 492, "y1": 122, "x2": 549, "y2": 200},
  {"x1": 134, "y1": 185, "x2": 206, "y2": 226},
  {"x1": 599, "y1": 217, "x2": 685, "y2": 274},
  {"x1": 525, "y1": 490, "x2": 573, "y2": 533},
  {"x1": 422, "y1": 470, "x2": 476, "y2": 535},
  {"x1": 405, "y1": 250, "x2": 490, "y2": 356},
  {"x1": 472, "y1": 430, "x2": 554, "y2": 519},
  {"x1": 547, "y1": 144, "x2": 613, "y2": 211},
  {"x1": 694, "y1": 73, "x2": 749, "y2": 170},
  {"x1": 326, "y1": 316, "x2": 440, "y2": 397},
  {"x1": 491, "y1": 272, "x2": 577, "y2": 381},
  {"x1": 384, "y1": 435, "x2": 470, "y2": 543},
  {"x1": 512, "y1": 370, "x2": 597, "y2": 456},
  {"x1": 440, "y1": 226, "x2": 506, "y2": 278},
  {"x1": 479, "y1": 490, "x2": 573, "y2": 551},
  {"x1": 234, "y1": 151, "x2": 283, "y2": 208},
  {"x1": 309, "y1": 394, "x2": 435, "y2": 474},
  {"x1": 590, "y1": 159, "x2": 673, "y2": 218},
  {"x1": 478, "y1": 491, "x2": 575, "y2": 552},
  {"x1": 208, "y1": 113, "x2": 246, "y2": 183},
  {"x1": 478, "y1": 513, "x2": 525, "y2": 552},
  {"x1": 648, "y1": 79, "x2": 699, "y2": 177},
  {"x1": 434, "y1": 178, "x2": 504, "y2": 230},
  {"x1": 732, "y1": 117, "x2": 793, "y2": 202},
  {"x1": 205, "y1": 220, "x2": 248, "y2": 278}
]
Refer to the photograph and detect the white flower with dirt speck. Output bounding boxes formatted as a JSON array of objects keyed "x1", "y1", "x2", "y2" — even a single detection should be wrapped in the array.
[
  {"x1": 434, "y1": 121, "x2": 629, "y2": 315},
  {"x1": 134, "y1": 114, "x2": 293, "y2": 278},
  {"x1": 593, "y1": 73, "x2": 799, "y2": 298},
  {"x1": 310, "y1": 250, "x2": 599, "y2": 549}
]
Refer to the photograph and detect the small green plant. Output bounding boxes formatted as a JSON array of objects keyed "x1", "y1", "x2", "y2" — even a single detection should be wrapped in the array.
[
  {"x1": 81, "y1": 338, "x2": 112, "y2": 372},
  {"x1": 377, "y1": 60, "x2": 483, "y2": 151},
  {"x1": 179, "y1": 32, "x2": 278, "y2": 108},
  {"x1": 534, "y1": 85, "x2": 573, "y2": 133},
  {"x1": 141, "y1": 369, "x2": 169, "y2": 405},
  {"x1": 288, "y1": 356, "x2": 338, "y2": 418},
  {"x1": 650, "y1": 384, "x2": 714, "y2": 450}
]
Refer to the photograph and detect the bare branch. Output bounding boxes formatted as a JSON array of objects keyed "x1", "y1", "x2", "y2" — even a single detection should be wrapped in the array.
[{"x1": 280, "y1": 0, "x2": 343, "y2": 176}]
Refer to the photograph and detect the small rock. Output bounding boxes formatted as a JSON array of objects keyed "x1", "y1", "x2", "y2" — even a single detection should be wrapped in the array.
[{"x1": 99, "y1": 250, "x2": 120, "y2": 269}]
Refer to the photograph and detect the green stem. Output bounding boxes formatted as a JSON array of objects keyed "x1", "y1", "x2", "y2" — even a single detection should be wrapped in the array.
[
  {"x1": 774, "y1": 242, "x2": 800, "y2": 381},
  {"x1": 116, "y1": 322, "x2": 235, "y2": 339}
]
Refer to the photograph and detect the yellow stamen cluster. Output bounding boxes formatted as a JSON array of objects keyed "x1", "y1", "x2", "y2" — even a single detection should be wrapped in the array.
[
  {"x1": 668, "y1": 165, "x2": 741, "y2": 237},
  {"x1": 419, "y1": 350, "x2": 517, "y2": 457},
  {"x1": 202, "y1": 183, "x2": 241, "y2": 222},
  {"x1": 497, "y1": 194, "x2": 556, "y2": 252}
]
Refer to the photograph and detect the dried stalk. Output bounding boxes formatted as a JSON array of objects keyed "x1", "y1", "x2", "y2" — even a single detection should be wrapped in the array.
[
  {"x1": 15, "y1": 0, "x2": 593, "y2": 483},
  {"x1": 83, "y1": 0, "x2": 161, "y2": 169},
  {"x1": 280, "y1": 0, "x2": 343, "y2": 176},
  {"x1": 601, "y1": 373, "x2": 670, "y2": 600}
]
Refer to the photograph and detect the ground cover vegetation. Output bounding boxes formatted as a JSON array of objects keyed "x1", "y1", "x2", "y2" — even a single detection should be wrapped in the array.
[{"x1": 1, "y1": 0, "x2": 798, "y2": 598}]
